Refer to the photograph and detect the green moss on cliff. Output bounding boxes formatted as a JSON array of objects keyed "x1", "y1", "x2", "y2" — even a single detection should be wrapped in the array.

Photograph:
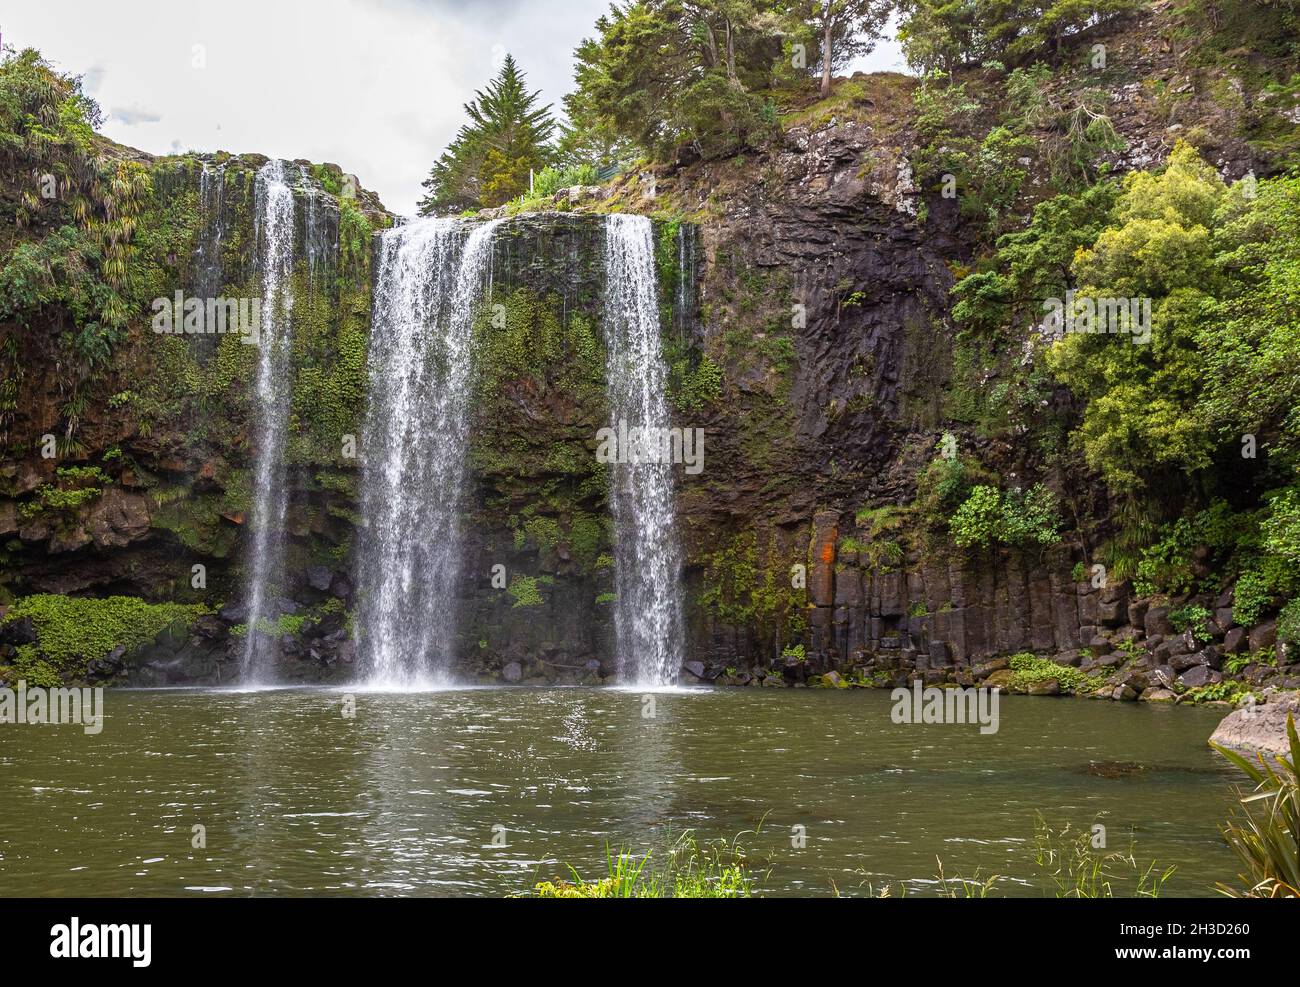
[
  {"x1": 508, "y1": 574, "x2": 544, "y2": 608},
  {"x1": 472, "y1": 287, "x2": 605, "y2": 401},
  {"x1": 288, "y1": 261, "x2": 370, "y2": 464},
  {"x1": 664, "y1": 337, "x2": 722, "y2": 413},
  {"x1": 20, "y1": 466, "x2": 108, "y2": 519},
  {"x1": 149, "y1": 489, "x2": 238, "y2": 557},
  {"x1": 2, "y1": 594, "x2": 209, "y2": 678},
  {"x1": 697, "y1": 530, "x2": 808, "y2": 642},
  {"x1": 469, "y1": 287, "x2": 610, "y2": 529}
]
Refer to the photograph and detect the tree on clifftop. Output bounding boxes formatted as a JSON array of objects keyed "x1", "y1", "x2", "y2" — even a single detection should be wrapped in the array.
[
  {"x1": 792, "y1": 0, "x2": 892, "y2": 98},
  {"x1": 561, "y1": 0, "x2": 783, "y2": 163},
  {"x1": 897, "y1": 0, "x2": 1145, "y2": 73},
  {"x1": 418, "y1": 54, "x2": 555, "y2": 213}
]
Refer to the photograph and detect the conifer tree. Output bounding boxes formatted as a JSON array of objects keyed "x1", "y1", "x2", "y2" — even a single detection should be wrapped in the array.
[{"x1": 419, "y1": 54, "x2": 555, "y2": 213}]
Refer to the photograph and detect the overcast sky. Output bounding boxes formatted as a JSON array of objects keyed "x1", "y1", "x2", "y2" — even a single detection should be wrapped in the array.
[{"x1": 2, "y1": 1, "x2": 906, "y2": 215}]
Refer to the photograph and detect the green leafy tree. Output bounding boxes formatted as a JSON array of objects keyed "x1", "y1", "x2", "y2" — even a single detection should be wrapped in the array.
[
  {"x1": 897, "y1": 0, "x2": 982, "y2": 75},
  {"x1": 419, "y1": 54, "x2": 555, "y2": 213},
  {"x1": 897, "y1": 0, "x2": 1145, "y2": 72},
  {"x1": 789, "y1": 0, "x2": 892, "y2": 98},
  {"x1": 1199, "y1": 173, "x2": 1300, "y2": 459},
  {"x1": 951, "y1": 178, "x2": 1119, "y2": 336},
  {"x1": 1045, "y1": 142, "x2": 1227, "y2": 494},
  {"x1": 561, "y1": 1, "x2": 780, "y2": 163}
]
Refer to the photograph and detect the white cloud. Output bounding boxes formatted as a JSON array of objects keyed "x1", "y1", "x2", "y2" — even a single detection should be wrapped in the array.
[{"x1": 109, "y1": 102, "x2": 163, "y2": 126}]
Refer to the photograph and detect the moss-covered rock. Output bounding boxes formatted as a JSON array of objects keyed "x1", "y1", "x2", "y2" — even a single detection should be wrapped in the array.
[{"x1": 0, "y1": 594, "x2": 209, "y2": 683}]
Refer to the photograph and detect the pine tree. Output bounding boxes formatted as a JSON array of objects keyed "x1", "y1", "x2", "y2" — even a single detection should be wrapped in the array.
[{"x1": 418, "y1": 54, "x2": 556, "y2": 213}]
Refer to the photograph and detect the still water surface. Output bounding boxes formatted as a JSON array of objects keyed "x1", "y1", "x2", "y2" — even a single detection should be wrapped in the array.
[{"x1": 0, "y1": 687, "x2": 1239, "y2": 896}]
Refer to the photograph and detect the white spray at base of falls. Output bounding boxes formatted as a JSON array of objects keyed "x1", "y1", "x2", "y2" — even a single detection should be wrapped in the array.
[
  {"x1": 355, "y1": 217, "x2": 501, "y2": 688},
  {"x1": 241, "y1": 160, "x2": 297, "y2": 682},
  {"x1": 603, "y1": 213, "x2": 687, "y2": 687}
]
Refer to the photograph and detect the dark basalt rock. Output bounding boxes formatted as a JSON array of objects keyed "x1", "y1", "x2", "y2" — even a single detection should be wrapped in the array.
[
  {"x1": 306, "y1": 565, "x2": 334, "y2": 592},
  {"x1": 0, "y1": 615, "x2": 35, "y2": 645}
]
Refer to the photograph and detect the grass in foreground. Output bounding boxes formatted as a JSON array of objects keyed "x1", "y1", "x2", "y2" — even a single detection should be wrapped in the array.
[
  {"x1": 533, "y1": 716, "x2": 1300, "y2": 900},
  {"x1": 1212, "y1": 713, "x2": 1300, "y2": 898},
  {"x1": 534, "y1": 828, "x2": 759, "y2": 898}
]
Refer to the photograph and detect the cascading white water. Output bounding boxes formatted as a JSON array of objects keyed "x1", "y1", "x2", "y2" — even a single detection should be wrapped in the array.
[
  {"x1": 355, "y1": 217, "x2": 501, "y2": 687},
  {"x1": 241, "y1": 160, "x2": 297, "y2": 682},
  {"x1": 603, "y1": 213, "x2": 687, "y2": 687}
]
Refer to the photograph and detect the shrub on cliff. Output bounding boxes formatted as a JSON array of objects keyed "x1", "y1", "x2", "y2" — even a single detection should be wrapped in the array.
[
  {"x1": 0, "y1": 48, "x2": 152, "y2": 371},
  {"x1": 950, "y1": 484, "x2": 1062, "y2": 550},
  {"x1": 898, "y1": 0, "x2": 1145, "y2": 75}
]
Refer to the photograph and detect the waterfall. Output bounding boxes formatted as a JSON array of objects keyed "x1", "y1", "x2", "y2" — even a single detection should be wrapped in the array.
[
  {"x1": 355, "y1": 217, "x2": 500, "y2": 687},
  {"x1": 297, "y1": 164, "x2": 335, "y2": 286},
  {"x1": 195, "y1": 163, "x2": 225, "y2": 297},
  {"x1": 602, "y1": 214, "x2": 686, "y2": 687},
  {"x1": 240, "y1": 159, "x2": 297, "y2": 682},
  {"x1": 675, "y1": 222, "x2": 690, "y2": 344},
  {"x1": 192, "y1": 163, "x2": 226, "y2": 359}
]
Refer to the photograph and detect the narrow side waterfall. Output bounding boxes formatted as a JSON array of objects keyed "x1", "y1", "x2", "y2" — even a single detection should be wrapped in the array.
[
  {"x1": 355, "y1": 217, "x2": 500, "y2": 687},
  {"x1": 195, "y1": 163, "x2": 225, "y2": 298},
  {"x1": 192, "y1": 163, "x2": 226, "y2": 359},
  {"x1": 675, "y1": 222, "x2": 694, "y2": 345},
  {"x1": 240, "y1": 160, "x2": 296, "y2": 682},
  {"x1": 603, "y1": 214, "x2": 686, "y2": 687},
  {"x1": 297, "y1": 164, "x2": 334, "y2": 285}
]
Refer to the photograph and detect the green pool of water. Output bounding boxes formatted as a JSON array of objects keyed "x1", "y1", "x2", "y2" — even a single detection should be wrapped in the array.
[{"x1": 0, "y1": 686, "x2": 1241, "y2": 896}]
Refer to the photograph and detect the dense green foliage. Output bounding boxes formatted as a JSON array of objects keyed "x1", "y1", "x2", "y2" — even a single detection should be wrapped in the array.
[
  {"x1": 953, "y1": 138, "x2": 1300, "y2": 609},
  {"x1": 949, "y1": 484, "x2": 1062, "y2": 550},
  {"x1": 910, "y1": 59, "x2": 1123, "y2": 244},
  {"x1": 0, "y1": 48, "x2": 152, "y2": 379},
  {"x1": 558, "y1": 0, "x2": 895, "y2": 165},
  {"x1": 898, "y1": 0, "x2": 1145, "y2": 74}
]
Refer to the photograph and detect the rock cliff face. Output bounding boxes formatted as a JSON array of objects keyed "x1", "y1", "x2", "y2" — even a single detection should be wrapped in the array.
[
  {"x1": 1, "y1": 152, "x2": 386, "y2": 684},
  {"x1": 4, "y1": 8, "x2": 1299, "y2": 694}
]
